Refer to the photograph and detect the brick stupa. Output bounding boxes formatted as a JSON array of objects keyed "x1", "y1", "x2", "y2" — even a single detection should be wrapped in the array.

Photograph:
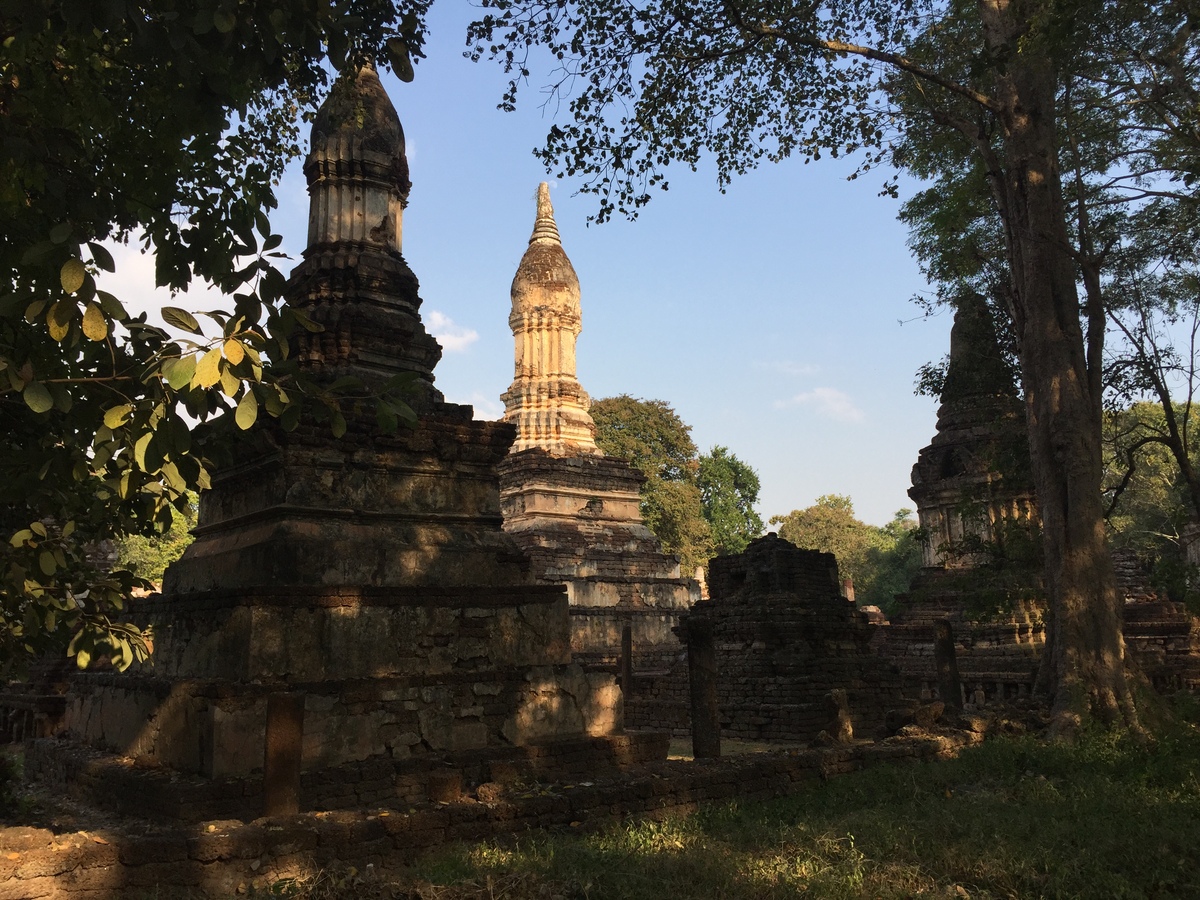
[
  {"x1": 497, "y1": 184, "x2": 698, "y2": 669},
  {"x1": 873, "y1": 296, "x2": 1045, "y2": 703}
]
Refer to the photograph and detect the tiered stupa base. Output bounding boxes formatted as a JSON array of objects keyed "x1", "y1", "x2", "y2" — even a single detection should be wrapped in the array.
[
  {"x1": 498, "y1": 449, "x2": 697, "y2": 670},
  {"x1": 871, "y1": 569, "x2": 1046, "y2": 705}
]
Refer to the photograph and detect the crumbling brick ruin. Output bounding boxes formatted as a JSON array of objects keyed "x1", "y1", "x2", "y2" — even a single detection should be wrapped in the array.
[
  {"x1": 872, "y1": 296, "x2": 1048, "y2": 704},
  {"x1": 496, "y1": 184, "x2": 697, "y2": 669},
  {"x1": 12, "y1": 67, "x2": 661, "y2": 821},
  {"x1": 877, "y1": 296, "x2": 1200, "y2": 701},
  {"x1": 628, "y1": 534, "x2": 906, "y2": 742},
  {"x1": 1113, "y1": 550, "x2": 1200, "y2": 691}
]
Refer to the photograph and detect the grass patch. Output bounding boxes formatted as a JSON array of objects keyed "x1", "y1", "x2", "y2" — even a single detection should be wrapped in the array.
[{"x1": 392, "y1": 719, "x2": 1200, "y2": 899}]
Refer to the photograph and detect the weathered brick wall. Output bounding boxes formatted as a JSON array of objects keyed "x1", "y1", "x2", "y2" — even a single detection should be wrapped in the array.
[
  {"x1": 876, "y1": 554, "x2": 1200, "y2": 703},
  {"x1": 24, "y1": 733, "x2": 668, "y2": 824},
  {"x1": 1, "y1": 729, "x2": 983, "y2": 899},
  {"x1": 627, "y1": 535, "x2": 907, "y2": 741},
  {"x1": 45, "y1": 588, "x2": 620, "y2": 781},
  {"x1": 1123, "y1": 600, "x2": 1200, "y2": 691}
]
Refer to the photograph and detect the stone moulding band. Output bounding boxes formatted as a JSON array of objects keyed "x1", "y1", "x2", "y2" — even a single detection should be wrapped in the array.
[
  {"x1": 189, "y1": 506, "x2": 506, "y2": 537},
  {"x1": 568, "y1": 606, "x2": 683, "y2": 616},
  {"x1": 62, "y1": 664, "x2": 580, "y2": 695},
  {"x1": 135, "y1": 584, "x2": 568, "y2": 613}
]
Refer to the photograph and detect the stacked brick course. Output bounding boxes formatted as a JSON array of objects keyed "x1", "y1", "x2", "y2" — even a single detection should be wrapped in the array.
[{"x1": 1, "y1": 729, "x2": 983, "y2": 899}]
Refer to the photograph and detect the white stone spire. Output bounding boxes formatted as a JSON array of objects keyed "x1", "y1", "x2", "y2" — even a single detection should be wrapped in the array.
[{"x1": 501, "y1": 184, "x2": 600, "y2": 456}]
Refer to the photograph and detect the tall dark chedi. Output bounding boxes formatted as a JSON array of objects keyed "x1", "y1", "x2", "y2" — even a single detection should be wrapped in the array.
[
  {"x1": 166, "y1": 65, "x2": 521, "y2": 591},
  {"x1": 497, "y1": 184, "x2": 698, "y2": 669},
  {"x1": 908, "y1": 295, "x2": 1038, "y2": 568},
  {"x1": 875, "y1": 296, "x2": 1045, "y2": 704},
  {"x1": 37, "y1": 69, "x2": 639, "y2": 813}
]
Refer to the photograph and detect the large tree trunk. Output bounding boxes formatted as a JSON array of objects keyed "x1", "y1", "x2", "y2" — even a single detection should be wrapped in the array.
[{"x1": 980, "y1": 0, "x2": 1138, "y2": 731}]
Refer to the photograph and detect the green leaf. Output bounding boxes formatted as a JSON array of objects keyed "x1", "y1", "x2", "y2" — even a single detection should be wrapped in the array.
[
  {"x1": 9, "y1": 529, "x2": 32, "y2": 548},
  {"x1": 81, "y1": 301, "x2": 108, "y2": 341},
  {"x1": 281, "y1": 403, "x2": 302, "y2": 432},
  {"x1": 24, "y1": 299, "x2": 47, "y2": 324},
  {"x1": 388, "y1": 37, "x2": 415, "y2": 83},
  {"x1": 162, "y1": 355, "x2": 196, "y2": 390},
  {"x1": 75, "y1": 648, "x2": 92, "y2": 669},
  {"x1": 103, "y1": 404, "x2": 133, "y2": 428},
  {"x1": 21, "y1": 240, "x2": 55, "y2": 266},
  {"x1": 162, "y1": 306, "x2": 203, "y2": 335},
  {"x1": 161, "y1": 461, "x2": 187, "y2": 493},
  {"x1": 23, "y1": 381, "x2": 53, "y2": 413},
  {"x1": 194, "y1": 348, "x2": 222, "y2": 388},
  {"x1": 290, "y1": 307, "x2": 325, "y2": 333},
  {"x1": 134, "y1": 432, "x2": 154, "y2": 471},
  {"x1": 223, "y1": 338, "x2": 245, "y2": 366},
  {"x1": 376, "y1": 400, "x2": 398, "y2": 434},
  {"x1": 219, "y1": 366, "x2": 240, "y2": 397},
  {"x1": 49, "y1": 223, "x2": 72, "y2": 244},
  {"x1": 97, "y1": 291, "x2": 128, "y2": 319},
  {"x1": 331, "y1": 410, "x2": 347, "y2": 439},
  {"x1": 60, "y1": 258, "x2": 87, "y2": 294},
  {"x1": 38, "y1": 550, "x2": 56, "y2": 576},
  {"x1": 87, "y1": 241, "x2": 116, "y2": 272},
  {"x1": 235, "y1": 390, "x2": 258, "y2": 429},
  {"x1": 47, "y1": 300, "x2": 74, "y2": 341},
  {"x1": 213, "y1": 8, "x2": 236, "y2": 33}
]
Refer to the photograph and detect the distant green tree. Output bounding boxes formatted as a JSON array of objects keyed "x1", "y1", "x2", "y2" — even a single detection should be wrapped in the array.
[
  {"x1": 697, "y1": 446, "x2": 763, "y2": 556},
  {"x1": 591, "y1": 395, "x2": 712, "y2": 573},
  {"x1": 770, "y1": 496, "x2": 920, "y2": 611},
  {"x1": 116, "y1": 495, "x2": 197, "y2": 587},
  {"x1": 1104, "y1": 402, "x2": 1199, "y2": 607},
  {"x1": 861, "y1": 509, "x2": 924, "y2": 613}
]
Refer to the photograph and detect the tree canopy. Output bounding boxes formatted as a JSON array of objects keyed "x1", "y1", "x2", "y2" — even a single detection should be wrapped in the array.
[
  {"x1": 698, "y1": 446, "x2": 763, "y2": 556},
  {"x1": 591, "y1": 395, "x2": 713, "y2": 573},
  {"x1": 1, "y1": 0, "x2": 426, "y2": 670},
  {"x1": 590, "y1": 395, "x2": 766, "y2": 570}
]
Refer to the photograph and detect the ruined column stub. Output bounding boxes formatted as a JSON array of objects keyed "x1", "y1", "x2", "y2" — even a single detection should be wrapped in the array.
[{"x1": 500, "y1": 183, "x2": 601, "y2": 456}]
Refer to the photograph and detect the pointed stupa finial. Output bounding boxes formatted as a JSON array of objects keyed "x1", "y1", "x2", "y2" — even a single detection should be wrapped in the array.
[{"x1": 529, "y1": 182, "x2": 561, "y2": 246}]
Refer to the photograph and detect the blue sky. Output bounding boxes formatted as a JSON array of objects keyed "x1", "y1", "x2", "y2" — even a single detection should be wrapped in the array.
[{"x1": 114, "y1": 5, "x2": 953, "y2": 527}]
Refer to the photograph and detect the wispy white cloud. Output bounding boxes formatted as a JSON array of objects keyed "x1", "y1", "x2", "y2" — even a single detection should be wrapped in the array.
[
  {"x1": 427, "y1": 310, "x2": 479, "y2": 353},
  {"x1": 754, "y1": 359, "x2": 819, "y2": 377},
  {"x1": 774, "y1": 387, "x2": 865, "y2": 423}
]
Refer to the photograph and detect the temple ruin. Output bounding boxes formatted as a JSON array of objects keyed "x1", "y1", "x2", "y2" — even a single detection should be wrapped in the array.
[
  {"x1": 873, "y1": 297, "x2": 1046, "y2": 703},
  {"x1": 877, "y1": 296, "x2": 1200, "y2": 700},
  {"x1": 628, "y1": 533, "x2": 907, "y2": 743},
  {"x1": 496, "y1": 185, "x2": 698, "y2": 669},
  {"x1": 18, "y1": 68, "x2": 665, "y2": 820}
]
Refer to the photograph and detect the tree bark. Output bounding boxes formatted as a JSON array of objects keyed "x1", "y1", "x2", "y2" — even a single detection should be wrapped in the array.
[{"x1": 979, "y1": 0, "x2": 1138, "y2": 732}]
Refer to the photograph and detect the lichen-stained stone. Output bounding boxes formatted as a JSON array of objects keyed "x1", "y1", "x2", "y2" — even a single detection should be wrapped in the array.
[
  {"x1": 501, "y1": 183, "x2": 600, "y2": 457},
  {"x1": 503, "y1": 665, "x2": 621, "y2": 744}
]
